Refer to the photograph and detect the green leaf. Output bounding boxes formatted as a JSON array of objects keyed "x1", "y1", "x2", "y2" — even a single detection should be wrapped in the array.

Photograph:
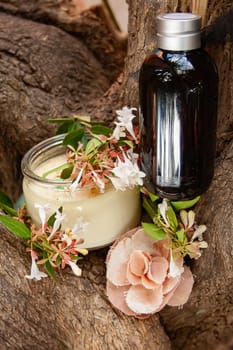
[
  {"x1": 36, "y1": 236, "x2": 56, "y2": 251},
  {"x1": 56, "y1": 122, "x2": 73, "y2": 135},
  {"x1": 60, "y1": 163, "x2": 74, "y2": 179},
  {"x1": 85, "y1": 137, "x2": 103, "y2": 155},
  {"x1": 63, "y1": 128, "x2": 85, "y2": 148},
  {"x1": 73, "y1": 114, "x2": 91, "y2": 123},
  {"x1": 42, "y1": 162, "x2": 71, "y2": 179},
  {"x1": 90, "y1": 125, "x2": 112, "y2": 137},
  {"x1": 32, "y1": 241, "x2": 44, "y2": 251},
  {"x1": 47, "y1": 207, "x2": 63, "y2": 227},
  {"x1": 148, "y1": 192, "x2": 160, "y2": 202},
  {"x1": 43, "y1": 251, "x2": 56, "y2": 280},
  {"x1": 117, "y1": 140, "x2": 134, "y2": 148},
  {"x1": 176, "y1": 228, "x2": 185, "y2": 243},
  {"x1": 166, "y1": 206, "x2": 178, "y2": 231},
  {"x1": 0, "y1": 191, "x2": 14, "y2": 208},
  {"x1": 0, "y1": 216, "x2": 31, "y2": 239},
  {"x1": 67, "y1": 120, "x2": 82, "y2": 132},
  {"x1": 142, "y1": 222, "x2": 166, "y2": 240},
  {"x1": 171, "y1": 196, "x2": 200, "y2": 211},
  {"x1": 0, "y1": 203, "x2": 17, "y2": 216},
  {"x1": 47, "y1": 117, "x2": 73, "y2": 124},
  {"x1": 47, "y1": 118, "x2": 74, "y2": 135}
]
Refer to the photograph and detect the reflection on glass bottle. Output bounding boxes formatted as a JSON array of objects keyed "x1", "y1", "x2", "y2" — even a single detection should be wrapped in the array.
[{"x1": 139, "y1": 13, "x2": 218, "y2": 199}]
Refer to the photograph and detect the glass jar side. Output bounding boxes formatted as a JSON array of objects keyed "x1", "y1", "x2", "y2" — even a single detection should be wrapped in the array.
[{"x1": 21, "y1": 135, "x2": 142, "y2": 249}]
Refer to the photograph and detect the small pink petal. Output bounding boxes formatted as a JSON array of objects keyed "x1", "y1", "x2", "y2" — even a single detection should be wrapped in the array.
[
  {"x1": 167, "y1": 266, "x2": 194, "y2": 306},
  {"x1": 126, "y1": 264, "x2": 141, "y2": 285},
  {"x1": 141, "y1": 274, "x2": 160, "y2": 289},
  {"x1": 128, "y1": 250, "x2": 150, "y2": 276},
  {"x1": 126, "y1": 284, "x2": 163, "y2": 314},
  {"x1": 149, "y1": 256, "x2": 169, "y2": 284},
  {"x1": 106, "y1": 281, "x2": 149, "y2": 319}
]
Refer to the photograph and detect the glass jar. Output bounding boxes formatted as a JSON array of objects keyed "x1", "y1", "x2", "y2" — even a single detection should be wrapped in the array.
[{"x1": 21, "y1": 134, "x2": 141, "y2": 249}]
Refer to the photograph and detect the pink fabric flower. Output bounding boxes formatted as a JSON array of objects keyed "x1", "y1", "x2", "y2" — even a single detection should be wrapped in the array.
[{"x1": 106, "y1": 227, "x2": 194, "y2": 318}]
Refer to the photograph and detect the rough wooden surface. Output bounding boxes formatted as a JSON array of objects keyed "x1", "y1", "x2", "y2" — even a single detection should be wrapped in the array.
[
  {"x1": 0, "y1": 226, "x2": 171, "y2": 350},
  {"x1": 0, "y1": 0, "x2": 127, "y2": 83},
  {"x1": 0, "y1": 4, "x2": 126, "y2": 201},
  {"x1": 0, "y1": 0, "x2": 233, "y2": 349}
]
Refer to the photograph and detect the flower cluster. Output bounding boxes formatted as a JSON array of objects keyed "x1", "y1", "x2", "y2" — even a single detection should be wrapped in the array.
[
  {"x1": 48, "y1": 106, "x2": 145, "y2": 193},
  {"x1": 106, "y1": 194, "x2": 208, "y2": 318},
  {"x1": 21, "y1": 204, "x2": 88, "y2": 280},
  {"x1": 0, "y1": 105, "x2": 208, "y2": 316}
]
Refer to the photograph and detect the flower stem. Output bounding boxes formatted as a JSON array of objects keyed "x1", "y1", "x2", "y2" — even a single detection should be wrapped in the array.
[{"x1": 142, "y1": 196, "x2": 156, "y2": 221}]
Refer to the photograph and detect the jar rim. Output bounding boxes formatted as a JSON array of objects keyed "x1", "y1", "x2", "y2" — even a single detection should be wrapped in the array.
[{"x1": 21, "y1": 134, "x2": 73, "y2": 185}]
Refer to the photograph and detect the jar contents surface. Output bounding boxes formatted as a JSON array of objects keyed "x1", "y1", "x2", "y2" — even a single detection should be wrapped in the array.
[{"x1": 23, "y1": 154, "x2": 141, "y2": 249}]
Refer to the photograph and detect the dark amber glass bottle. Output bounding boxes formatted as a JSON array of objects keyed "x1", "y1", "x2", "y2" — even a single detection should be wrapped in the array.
[{"x1": 139, "y1": 13, "x2": 218, "y2": 199}]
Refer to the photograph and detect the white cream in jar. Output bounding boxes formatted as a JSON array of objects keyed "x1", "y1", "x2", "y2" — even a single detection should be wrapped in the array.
[{"x1": 21, "y1": 135, "x2": 141, "y2": 249}]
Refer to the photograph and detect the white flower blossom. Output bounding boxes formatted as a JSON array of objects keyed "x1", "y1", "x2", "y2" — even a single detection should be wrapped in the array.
[
  {"x1": 109, "y1": 153, "x2": 145, "y2": 191},
  {"x1": 180, "y1": 209, "x2": 195, "y2": 229},
  {"x1": 62, "y1": 217, "x2": 88, "y2": 246},
  {"x1": 126, "y1": 148, "x2": 139, "y2": 164},
  {"x1": 111, "y1": 124, "x2": 126, "y2": 140},
  {"x1": 112, "y1": 106, "x2": 137, "y2": 140},
  {"x1": 168, "y1": 250, "x2": 184, "y2": 278},
  {"x1": 70, "y1": 168, "x2": 83, "y2": 192},
  {"x1": 198, "y1": 240, "x2": 208, "y2": 248},
  {"x1": 191, "y1": 224, "x2": 207, "y2": 241},
  {"x1": 72, "y1": 216, "x2": 89, "y2": 235},
  {"x1": 25, "y1": 256, "x2": 48, "y2": 281},
  {"x1": 68, "y1": 261, "x2": 82, "y2": 277},
  {"x1": 48, "y1": 209, "x2": 66, "y2": 240},
  {"x1": 34, "y1": 203, "x2": 50, "y2": 233},
  {"x1": 92, "y1": 171, "x2": 105, "y2": 193},
  {"x1": 158, "y1": 199, "x2": 170, "y2": 226}
]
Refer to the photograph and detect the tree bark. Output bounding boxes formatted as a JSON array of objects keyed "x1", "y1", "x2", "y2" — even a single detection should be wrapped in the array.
[
  {"x1": 0, "y1": 0, "x2": 233, "y2": 349},
  {"x1": 122, "y1": 0, "x2": 233, "y2": 348},
  {"x1": 0, "y1": 3, "x2": 126, "y2": 201}
]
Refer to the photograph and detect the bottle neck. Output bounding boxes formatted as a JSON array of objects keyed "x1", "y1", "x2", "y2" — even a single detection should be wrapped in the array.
[{"x1": 157, "y1": 32, "x2": 201, "y2": 51}]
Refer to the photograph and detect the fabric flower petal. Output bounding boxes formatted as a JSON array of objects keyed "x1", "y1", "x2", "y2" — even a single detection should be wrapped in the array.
[
  {"x1": 126, "y1": 250, "x2": 151, "y2": 286},
  {"x1": 127, "y1": 268, "x2": 141, "y2": 285},
  {"x1": 167, "y1": 265, "x2": 194, "y2": 306},
  {"x1": 130, "y1": 228, "x2": 159, "y2": 255},
  {"x1": 152, "y1": 236, "x2": 170, "y2": 260},
  {"x1": 106, "y1": 281, "x2": 149, "y2": 319},
  {"x1": 126, "y1": 284, "x2": 163, "y2": 314},
  {"x1": 128, "y1": 250, "x2": 150, "y2": 276},
  {"x1": 106, "y1": 236, "x2": 132, "y2": 286},
  {"x1": 163, "y1": 276, "x2": 181, "y2": 295},
  {"x1": 149, "y1": 256, "x2": 169, "y2": 284}
]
